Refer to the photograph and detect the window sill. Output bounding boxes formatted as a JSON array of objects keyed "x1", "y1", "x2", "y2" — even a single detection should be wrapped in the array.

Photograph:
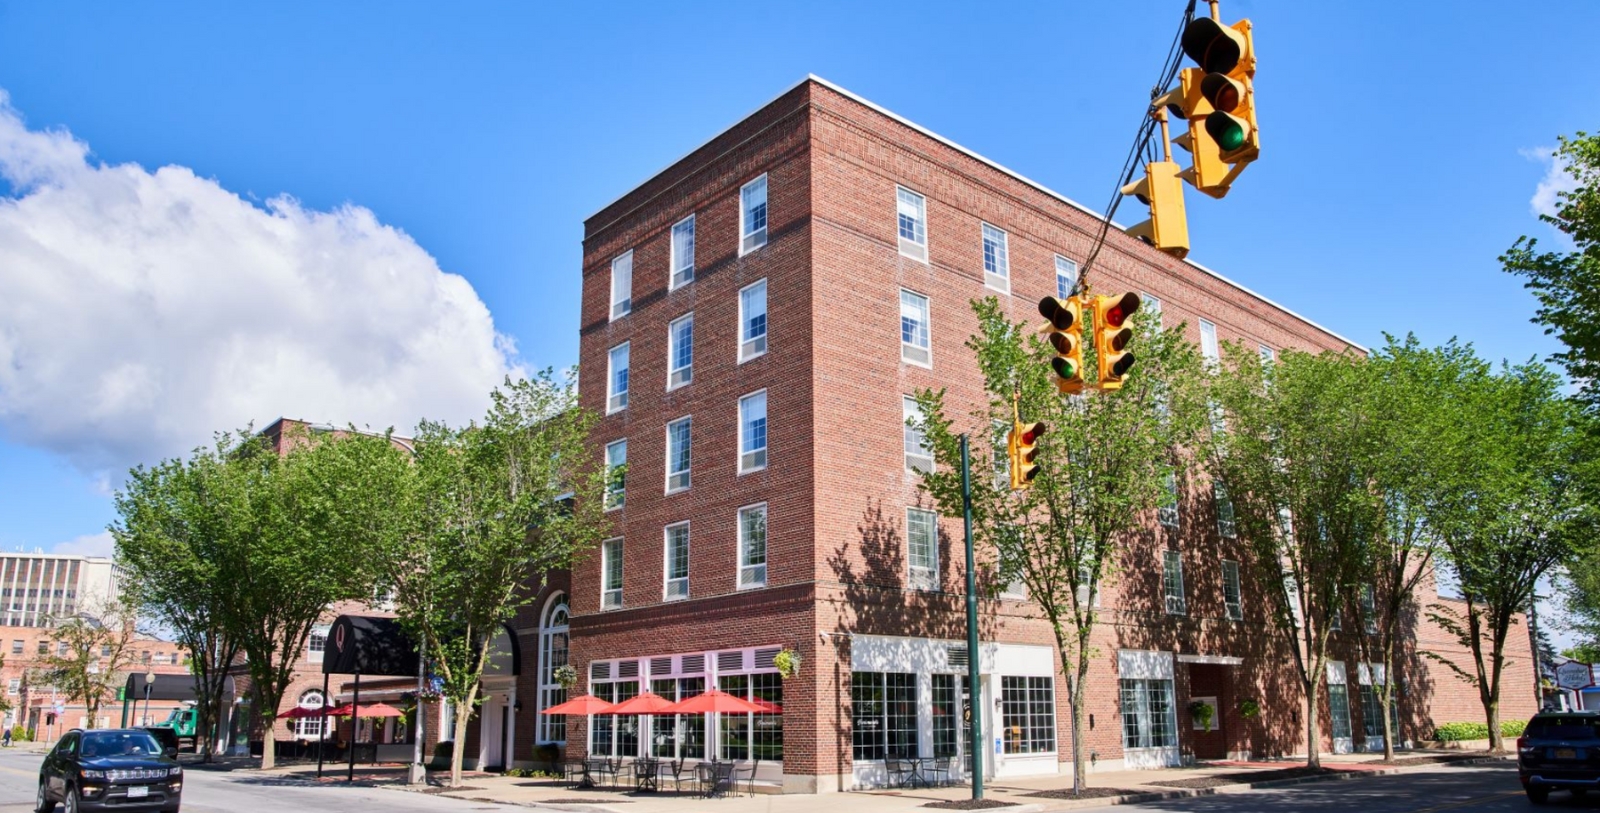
[
  {"x1": 738, "y1": 348, "x2": 767, "y2": 365},
  {"x1": 666, "y1": 379, "x2": 690, "y2": 392},
  {"x1": 664, "y1": 485, "x2": 689, "y2": 496},
  {"x1": 983, "y1": 276, "x2": 1010, "y2": 295},
  {"x1": 737, "y1": 582, "x2": 768, "y2": 592},
  {"x1": 901, "y1": 351, "x2": 933, "y2": 369},
  {"x1": 739, "y1": 465, "x2": 767, "y2": 476}
]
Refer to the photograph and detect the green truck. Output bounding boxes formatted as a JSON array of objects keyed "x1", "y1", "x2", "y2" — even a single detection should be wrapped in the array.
[{"x1": 151, "y1": 704, "x2": 199, "y2": 752}]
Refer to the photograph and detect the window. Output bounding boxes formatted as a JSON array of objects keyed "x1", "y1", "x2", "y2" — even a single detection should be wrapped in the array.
[
  {"x1": 1284, "y1": 575, "x2": 1303, "y2": 627},
  {"x1": 58, "y1": 641, "x2": 68, "y2": 656},
  {"x1": 1158, "y1": 470, "x2": 1179, "y2": 528},
  {"x1": 981, "y1": 223, "x2": 1009, "y2": 291},
  {"x1": 714, "y1": 671, "x2": 784, "y2": 761},
  {"x1": 1260, "y1": 344, "x2": 1276, "y2": 364},
  {"x1": 1055, "y1": 255, "x2": 1079, "y2": 299},
  {"x1": 1001, "y1": 676, "x2": 1056, "y2": 754},
  {"x1": 1162, "y1": 550, "x2": 1186, "y2": 615},
  {"x1": 1222, "y1": 560, "x2": 1243, "y2": 621},
  {"x1": 37, "y1": 641, "x2": 46, "y2": 655},
  {"x1": 9, "y1": 640, "x2": 18, "y2": 656},
  {"x1": 665, "y1": 417, "x2": 691, "y2": 493},
  {"x1": 897, "y1": 186, "x2": 928, "y2": 261},
  {"x1": 740, "y1": 175, "x2": 768, "y2": 254},
  {"x1": 903, "y1": 396, "x2": 933, "y2": 473},
  {"x1": 1214, "y1": 480, "x2": 1237, "y2": 538},
  {"x1": 5, "y1": 678, "x2": 17, "y2": 695},
  {"x1": 739, "y1": 279, "x2": 768, "y2": 361},
  {"x1": 1360, "y1": 584, "x2": 1378, "y2": 634},
  {"x1": 294, "y1": 690, "x2": 328, "y2": 739},
  {"x1": 610, "y1": 251, "x2": 633, "y2": 320},
  {"x1": 536, "y1": 598, "x2": 569, "y2": 744},
  {"x1": 738, "y1": 391, "x2": 768, "y2": 473},
  {"x1": 1199, "y1": 319, "x2": 1219, "y2": 363},
  {"x1": 851, "y1": 671, "x2": 918, "y2": 760},
  {"x1": 738, "y1": 504, "x2": 768, "y2": 588},
  {"x1": 900, "y1": 289, "x2": 931, "y2": 366},
  {"x1": 100, "y1": 644, "x2": 112, "y2": 658},
  {"x1": 308, "y1": 625, "x2": 329, "y2": 660},
  {"x1": 601, "y1": 538, "x2": 624, "y2": 609},
  {"x1": 589, "y1": 679, "x2": 640, "y2": 757},
  {"x1": 604, "y1": 439, "x2": 627, "y2": 510},
  {"x1": 1143, "y1": 293, "x2": 1163, "y2": 323},
  {"x1": 671, "y1": 215, "x2": 696, "y2": 288},
  {"x1": 668, "y1": 313, "x2": 693, "y2": 389},
  {"x1": 1120, "y1": 678, "x2": 1177, "y2": 749},
  {"x1": 907, "y1": 509, "x2": 939, "y2": 591},
  {"x1": 607, "y1": 342, "x2": 630, "y2": 413},
  {"x1": 932, "y1": 674, "x2": 959, "y2": 758},
  {"x1": 998, "y1": 527, "x2": 1028, "y2": 599},
  {"x1": 664, "y1": 523, "x2": 690, "y2": 600},
  {"x1": 649, "y1": 675, "x2": 706, "y2": 759}
]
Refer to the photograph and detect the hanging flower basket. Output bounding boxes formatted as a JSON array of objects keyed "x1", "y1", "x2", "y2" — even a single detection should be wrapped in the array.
[
  {"x1": 773, "y1": 648, "x2": 802, "y2": 680},
  {"x1": 1188, "y1": 700, "x2": 1216, "y2": 731},
  {"x1": 553, "y1": 664, "x2": 579, "y2": 691},
  {"x1": 1237, "y1": 698, "x2": 1261, "y2": 719}
]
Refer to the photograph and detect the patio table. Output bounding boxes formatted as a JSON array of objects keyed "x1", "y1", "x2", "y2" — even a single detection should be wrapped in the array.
[{"x1": 634, "y1": 758, "x2": 661, "y2": 792}]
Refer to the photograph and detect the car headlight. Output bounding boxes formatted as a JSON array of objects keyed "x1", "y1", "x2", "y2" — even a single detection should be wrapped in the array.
[
  {"x1": 81, "y1": 769, "x2": 106, "y2": 780},
  {"x1": 168, "y1": 766, "x2": 183, "y2": 777}
]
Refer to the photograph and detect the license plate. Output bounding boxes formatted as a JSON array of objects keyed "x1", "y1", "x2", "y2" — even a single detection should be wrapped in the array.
[
  {"x1": 127, "y1": 785, "x2": 149, "y2": 798},
  {"x1": 1555, "y1": 748, "x2": 1577, "y2": 759}
]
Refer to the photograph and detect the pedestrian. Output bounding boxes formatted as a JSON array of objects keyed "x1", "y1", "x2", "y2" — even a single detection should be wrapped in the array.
[{"x1": 3, "y1": 727, "x2": 13, "y2": 748}]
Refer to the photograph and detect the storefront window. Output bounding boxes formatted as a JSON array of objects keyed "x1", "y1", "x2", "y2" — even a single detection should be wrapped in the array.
[
  {"x1": 932, "y1": 674, "x2": 958, "y2": 758},
  {"x1": 1000, "y1": 676, "x2": 1055, "y2": 754},
  {"x1": 851, "y1": 671, "x2": 918, "y2": 760},
  {"x1": 1120, "y1": 678, "x2": 1176, "y2": 749},
  {"x1": 718, "y1": 674, "x2": 749, "y2": 760},
  {"x1": 589, "y1": 680, "x2": 639, "y2": 756},
  {"x1": 650, "y1": 677, "x2": 704, "y2": 759}
]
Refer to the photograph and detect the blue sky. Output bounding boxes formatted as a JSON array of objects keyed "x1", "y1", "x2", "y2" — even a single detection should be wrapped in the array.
[{"x1": 0, "y1": 0, "x2": 1592, "y2": 571}]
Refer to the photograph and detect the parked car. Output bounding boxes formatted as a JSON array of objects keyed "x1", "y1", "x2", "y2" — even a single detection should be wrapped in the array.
[
  {"x1": 1517, "y1": 709, "x2": 1600, "y2": 804},
  {"x1": 36, "y1": 728, "x2": 183, "y2": 812}
]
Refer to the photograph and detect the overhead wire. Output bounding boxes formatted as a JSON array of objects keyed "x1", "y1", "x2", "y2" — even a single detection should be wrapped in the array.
[{"x1": 1076, "y1": 0, "x2": 1197, "y2": 293}]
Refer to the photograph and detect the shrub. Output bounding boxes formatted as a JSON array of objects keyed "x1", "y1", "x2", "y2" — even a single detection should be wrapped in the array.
[
  {"x1": 428, "y1": 740, "x2": 454, "y2": 769},
  {"x1": 1502, "y1": 719, "x2": 1527, "y2": 737},
  {"x1": 9, "y1": 725, "x2": 27, "y2": 742},
  {"x1": 1432, "y1": 720, "x2": 1528, "y2": 741}
]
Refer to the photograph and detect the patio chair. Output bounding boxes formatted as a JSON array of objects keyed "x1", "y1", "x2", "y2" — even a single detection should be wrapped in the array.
[
  {"x1": 736, "y1": 758, "x2": 760, "y2": 797},
  {"x1": 886, "y1": 756, "x2": 915, "y2": 789},
  {"x1": 698, "y1": 761, "x2": 736, "y2": 798},
  {"x1": 663, "y1": 757, "x2": 693, "y2": 793},
  {"x1": 927, "y1": 756, "x2": 954, "y2": 787}
]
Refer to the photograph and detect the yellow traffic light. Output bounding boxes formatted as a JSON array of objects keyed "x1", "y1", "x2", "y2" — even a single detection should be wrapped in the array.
[
  {"x1": 1183, "y1": 15, "x2": 1258, "y2": 165},
  {"x1": 1038, "y1": 296, "x2": 1085, "y2": 395},
  {"x1": 1092, "y1": 292, "x2": 1142, "y2": 390},
  {"x1": 1121, "y1": 162, "x2": 1189, "y2": 260},
  {"x1": 1008, "y1": 420, "x2": 1046, "y2": 490},
  {"x1": 1158, "y1": 67, "x2": 1231, "y2": 199}
]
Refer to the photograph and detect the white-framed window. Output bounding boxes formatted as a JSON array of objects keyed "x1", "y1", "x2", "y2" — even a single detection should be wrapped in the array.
[
  {"x1": 668, "y1": 313, "x2": 693, "y2": 389},
  {"x1": 664, "y1": 523, "x2": 690, "y2": 600},
  {"x1": 1360, "y1": 584, "x2": 1378, "y2": 634},
  {"x1": 981, "y1": 223, "x2": 1009, "y2": 291},
  {"x1": 738, "y1": 391, "x2": 768, "y2": 473},
  {"x1": 1284, "y1": 575, "x2": 1303, "y2": 627},
  {"x1": 740, "y1": 174, "x2": 768, "y2": 255},
  {"x1": 1162, "y1": 550, "x2": 1186, "y2": 615},
  {"x1": 896, "y1": 186, "x2": 928, "y2": 262},
  {"x1": 601, "y1": 538, "x2": 624, "y2": 609},
  {"x1": 1158, "y1": 470, "x2": 1179, "y2": 528},
  {"x1": 610, "y1": 250, "x2": 633, "y2": 320},
  {"x1": 1143, "y1": 293, "x2": 1163, "y2": 326},
  {"x1": 900, "y1": 289, "x2": 931, "y2": 366},
  {"x1": 903, "y1": 396, "x2": 933, "y2": 473},
  {"x1": 907, "y1": 508, "x2": 939, "y2": 591},
  {"x1": 1222, "y1": 560, "x2": 1243, "y2": 621},
  {"x1": 671, "y1": 215, "x2": 696, "y2": 289},
  {"x1": 536, "y1": 597, "x2": 570, "y2": 744},
  {"x1": 1055, "y1": 255, "x2": 1079, "y2": 299},
  {"x1": 1199, "y1": 319, "x2": 1219, "y2": 364},
  {"x1": 607, "y1": 342, "x2": 630, "y2": 413},
  {"x1": 5, "y1": 677, "x2": 17, "y2": 695},
  {"x1": 1214, "y1": 480, "x2": 1237, "y2": 538},
  {"x1": 604, "y1": 439, "x2": 627, "y2": 510},
  {"x1": 294, "y1": 690, "x2": 328, "y2": 739},
  {"x1": 739, "y1": 279, "x2": 768, "y2": 362},
  {"x1": 308, "y1": 624, "x2": 330, "y2": 662},
  {"x1": 738, "y1": 504, "x2": 768, "y2": 589},
  {"x1": 1120, "y1": 678, "x2": 1177, "y2": 749},
  {"x1": 1260, "y1": 344, "x2": 1276, "y2": 364},
  {"x1": 1000, "y1": 676, "x2": 1056, "y2": 754},
  {"x1": 665, "y1": 417, "x2": 691, "y2": 493}
]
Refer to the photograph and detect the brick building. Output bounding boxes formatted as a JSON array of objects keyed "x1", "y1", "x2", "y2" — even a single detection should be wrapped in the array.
[{"x1": 530, "y1": 75, "x2": 1537, "y2": 793}]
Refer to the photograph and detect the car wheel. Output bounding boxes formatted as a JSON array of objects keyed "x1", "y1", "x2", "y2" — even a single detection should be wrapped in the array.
[
  {"x1": 1526, "y1": 785, "x2": 1549, "y2": 805},
  {"x1": 61, "y1": 787, "x2": 78, "y2": 813},
  {"x1": 35, "y1": 781, "x2": 55, "y2": 813}
]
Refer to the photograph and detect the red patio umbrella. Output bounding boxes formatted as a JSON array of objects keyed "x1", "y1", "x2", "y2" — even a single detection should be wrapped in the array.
[
  {"x1": 278, "y1": 705, "x2": 339, "y2": 720},
  {"x1": 539, "y1": 693, "x2": 617, "y2": 715},
  {"x1": 607, "y1": 691, "x2": 677, "y2": 715},
  {"x1": 350, "y1": 702, "x2": 405, "y2": 718},
  {"x1": 749, "y1": 697, "x2": 783, "y2": 714},
  {"x1": 659, "y1": 689, "x2": 765, "y2": 715}
]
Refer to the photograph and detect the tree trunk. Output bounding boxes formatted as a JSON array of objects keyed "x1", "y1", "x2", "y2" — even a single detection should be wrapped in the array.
[
  {"x1": 1070, "y1": 669, "x2": 1086, "y2": 793},
  {"x1": 1486, "y1": 699, "x2": 1503, "y2": 753},
  {"x1": 449, "y1": 683, "x2": 481, "y2": 788},
  {"x1": 260, "y1": 716, "x2": 277, "y2": 770},
  {"x1": 1304, "y1": 681, "x2": 1321, "y2": 769},
  {"x1": 1380, "y1": 638, "x2": 1396, "y2": 762}
]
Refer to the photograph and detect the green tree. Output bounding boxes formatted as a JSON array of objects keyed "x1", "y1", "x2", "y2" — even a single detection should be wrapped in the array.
[
  {"x1": 113, "y1": 440, "x2": 246, "y2": 760},
  {"x1": 913, "y1": 297, "x2": 1206, "y2": 793},
  {"x1": 31, "y1": 602, "x2": 138, "y2": 730},
  {"x1": 1502, "y1": 133, "x2": 1600, "y2": 408},
  {"x1": 384, "y1": 373, "x2": 609, "y2": 787},
  {"x1": 1207, "y1": 346, "x2": 1383, "y2": 769},
  {"x1": 1559, "y1": 546, "x2": 1600, "y2": 662},
  {"x1": 1426, "y1": 362, "x2": 1590, "y2": 751}
]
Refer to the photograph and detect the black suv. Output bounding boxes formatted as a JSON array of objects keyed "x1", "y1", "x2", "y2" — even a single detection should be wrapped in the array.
[
  {"x1": 1518, "y1": 710, "x2": 1600, "y2": 804},
  {"x1": 36, "y1": 728, "x2": 182, "y2": 812}
]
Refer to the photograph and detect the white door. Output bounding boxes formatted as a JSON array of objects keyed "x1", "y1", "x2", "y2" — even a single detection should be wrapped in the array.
[{"x1": 480, "y1": 694, "x2": 505, "y2": 769}]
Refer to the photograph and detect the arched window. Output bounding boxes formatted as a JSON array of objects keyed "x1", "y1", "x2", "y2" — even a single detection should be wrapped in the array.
[
  {"x1": 294, "y1": 690, "x2": 327, "y2": 739},
  {"x1": 537, "y1": 594, "x2": 570, "y2": 744}
]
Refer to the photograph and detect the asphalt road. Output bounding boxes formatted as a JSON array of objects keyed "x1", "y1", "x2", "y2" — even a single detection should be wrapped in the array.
[
  {"x1": 0, "y1": 748, "x2": 523, "y2": 813},
  {"x1": 1074, "y1": 761, "x2": 1598, "y2": 813}
]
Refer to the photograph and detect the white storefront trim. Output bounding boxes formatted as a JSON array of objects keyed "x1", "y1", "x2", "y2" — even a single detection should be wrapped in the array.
[{"x1": 1116, "y1": 650, "x2": 1179, "y2": 770}]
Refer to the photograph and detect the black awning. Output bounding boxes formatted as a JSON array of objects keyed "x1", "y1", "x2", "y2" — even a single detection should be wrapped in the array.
[
  {"x1": 324, "y1": 615, "x2": 419, "y2": 676},
  {"x1": 123, "y1": 673, "x2": 234, "y2": 703}
]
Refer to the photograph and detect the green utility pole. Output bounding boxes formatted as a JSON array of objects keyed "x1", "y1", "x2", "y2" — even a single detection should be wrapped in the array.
[{"x1": 960, "y1": 435, "x2": 983, "y2": 800}]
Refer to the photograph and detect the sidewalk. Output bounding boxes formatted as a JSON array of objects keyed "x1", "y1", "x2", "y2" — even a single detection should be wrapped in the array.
[{"x1": 249, "y1": 749, "x2": 1507, "y2": 812}]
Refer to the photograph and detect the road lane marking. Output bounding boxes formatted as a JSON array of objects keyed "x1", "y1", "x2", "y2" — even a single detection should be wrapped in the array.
[{"x1": 1404, "y1": 789, "x2": 1524, "y2": 813}]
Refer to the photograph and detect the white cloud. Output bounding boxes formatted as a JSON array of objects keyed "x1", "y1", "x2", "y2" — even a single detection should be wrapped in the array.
[
  {"x1": 0, "y1": 89, "x2": 523, "y2": 478},
  {"x1": 51, "y1": 531, "x2": 114, "y2": 558},
  {"x1": 1521, "y1": 145, "x2": 1580, "y2": 221}
]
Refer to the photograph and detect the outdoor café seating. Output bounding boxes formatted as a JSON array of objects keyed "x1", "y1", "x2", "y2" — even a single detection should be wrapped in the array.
[{"x1": 696, "y1": 760, "x2": 737, "y2": 798}]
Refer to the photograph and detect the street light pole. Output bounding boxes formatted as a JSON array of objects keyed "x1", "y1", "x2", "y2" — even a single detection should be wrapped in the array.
[
  {"x1": 143, "y1": 671, "x2": 156, "y2": 727},
  {"x1": 960, "y1": 435, "x2": 984, "y2": 800}
]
